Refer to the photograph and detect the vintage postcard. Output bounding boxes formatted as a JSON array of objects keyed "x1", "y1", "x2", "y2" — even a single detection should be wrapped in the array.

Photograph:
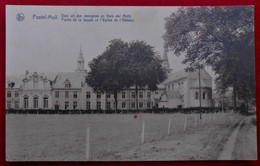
[{"x1": 6, "y1": 5, "x2": 257, "y2": 161}]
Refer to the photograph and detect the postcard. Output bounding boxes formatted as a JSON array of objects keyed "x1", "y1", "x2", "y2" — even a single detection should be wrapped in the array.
[{"x1": 5, "y1": 5, "x2": 257, "y2": 161}]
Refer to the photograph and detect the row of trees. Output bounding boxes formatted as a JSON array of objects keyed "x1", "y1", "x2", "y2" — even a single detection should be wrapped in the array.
[
  {"x1": 163, "y1": 6, "x2": 255, "y2": 110},
  {"x1": 86, "y1": 39, "x2": 167, "y2": 110}
]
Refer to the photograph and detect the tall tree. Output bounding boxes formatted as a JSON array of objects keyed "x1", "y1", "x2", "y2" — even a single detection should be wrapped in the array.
[
  {"x1": 163, "y1": 6, "x2": 255, "y2": 110},
  {"x1": 86, "y1": 39, "x2": 131, "y2": 111},
  {"x1": 127, "y1": 40, "x2": 167, "y2": 109}
]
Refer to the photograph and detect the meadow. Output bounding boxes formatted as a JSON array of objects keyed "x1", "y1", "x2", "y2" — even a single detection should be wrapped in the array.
[{"x1": 6, "y1": 112, "x2": 252, "y2": 161}]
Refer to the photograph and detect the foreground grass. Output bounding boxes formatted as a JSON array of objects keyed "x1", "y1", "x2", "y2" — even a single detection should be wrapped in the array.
[{"x1": 6, "y1": 112, "x2": 246, "y2": 161}]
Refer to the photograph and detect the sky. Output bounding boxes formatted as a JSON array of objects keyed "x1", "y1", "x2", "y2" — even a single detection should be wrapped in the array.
[{"x1": 6, "y1": 6, "x2": 214, "y2": 79}]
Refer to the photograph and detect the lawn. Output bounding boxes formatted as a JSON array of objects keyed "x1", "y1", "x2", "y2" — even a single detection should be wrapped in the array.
[{"x1": 6, "y1": 112, "x2": 247, "y2": 161}]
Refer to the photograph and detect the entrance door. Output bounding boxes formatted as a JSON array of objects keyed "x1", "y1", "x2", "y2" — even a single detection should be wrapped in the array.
[{"x1": 55, "y1": 105, "x2": 59, "y2": 110}]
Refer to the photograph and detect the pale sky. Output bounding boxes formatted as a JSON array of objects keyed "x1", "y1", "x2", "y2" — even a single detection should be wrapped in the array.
[{"x1": 6, "y1": 6, "x2": 214, "y2": 79}]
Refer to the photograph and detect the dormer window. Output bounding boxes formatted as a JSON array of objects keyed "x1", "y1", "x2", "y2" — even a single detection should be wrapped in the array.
[
  {"x1": 64, "y1": 79, "x2": 71, "y2": 88},
  {"x1": 65, "y1": 83, "x2": 71, "y2": 88}
]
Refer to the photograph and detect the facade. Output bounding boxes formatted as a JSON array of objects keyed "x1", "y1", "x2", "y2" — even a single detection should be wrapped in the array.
[
  {"x1": 6, "y1": 48, "x2": 213, "y2": 110},
  {"x1": 158, "y1": 69, "x2": 213, "y2": 108}
]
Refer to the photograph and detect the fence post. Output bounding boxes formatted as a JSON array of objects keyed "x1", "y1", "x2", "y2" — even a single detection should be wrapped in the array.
[
  {"x1": 85, "y1": 125, "x2": 90, "y2": 161},
  {"x1": 141, "y1": 120, "x2": 145, "y2": 144},
  {"x1": 195, "y1": 116, "x2": 197, "y2": 127},
  {"x1": 168, "y1": 118, "x2": 171, "y2": 135},
  {"x1": 184, "y1": 115, "x2": 187, "y2": 131}
]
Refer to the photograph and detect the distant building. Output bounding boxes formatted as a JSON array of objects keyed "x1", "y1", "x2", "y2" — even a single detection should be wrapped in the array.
[
  {"x1": 158, "y1": 69, "x2": 213, "y2": 108},
  {"x1": 6, "y1": 48, "x2": 213, "y2": 110}
]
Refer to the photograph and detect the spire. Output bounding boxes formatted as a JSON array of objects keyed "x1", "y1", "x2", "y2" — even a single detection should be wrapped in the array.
[
  {"x1": 163, "y1": 47, "x2": 170, "y2": 68},
  {"x1": 79, "y1": 45, "x2": 83, "y2": 56},
  {"x1": 76, "y1": 46, "x2": 85, "y2": 72},
  {"x1": 162, "y1": 47, "x2": 172, "y2": 74}
]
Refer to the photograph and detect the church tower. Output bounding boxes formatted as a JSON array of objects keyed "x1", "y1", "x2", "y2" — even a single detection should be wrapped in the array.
[
  {"x1": 76, "y1": 47, "x2": 85, "y2": 72},
  {"x1": 162, "y1": 48, "x2": 173, "y2": 74}
]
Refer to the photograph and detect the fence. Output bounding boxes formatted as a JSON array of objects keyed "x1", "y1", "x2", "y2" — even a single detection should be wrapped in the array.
[{"x1": 6, "y1": 107, "x2": 227, "y2": 115}]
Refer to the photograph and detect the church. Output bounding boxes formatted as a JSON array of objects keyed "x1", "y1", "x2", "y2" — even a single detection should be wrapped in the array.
[{"x1": 6, "y1": 48, "x2": 213, "y2": 111}]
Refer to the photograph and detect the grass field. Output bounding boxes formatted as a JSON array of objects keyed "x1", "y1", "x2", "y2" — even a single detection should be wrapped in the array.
[{"x1": 6, "y1": 112, "x2": 254, "y2": 161}]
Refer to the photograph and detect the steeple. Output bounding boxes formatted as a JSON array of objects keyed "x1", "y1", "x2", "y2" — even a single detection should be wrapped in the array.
[
  {"x1": 76, "y1": 46, "x2": 85, "y2": 72},
  {"x1": 162, "y1": 47, "x2": 172, "y2": 74}
]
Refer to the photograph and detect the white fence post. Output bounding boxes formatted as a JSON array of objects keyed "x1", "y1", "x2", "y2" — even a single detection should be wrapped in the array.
[
  {"x1": 184, "y1": 115, "x2": 187, "y2": 131},
  {"x1": 141, "y1": 120, "x2": 145, "y2": 144},
  {"x1": 168, "y1": 118, "x2": 171, "y2": 135},
  {"x1": 195, "y1": 116, "x2": 197, "y2": 127},
  {"x1": 85, "y1": 125, "x2": 90, "y2": 161}
]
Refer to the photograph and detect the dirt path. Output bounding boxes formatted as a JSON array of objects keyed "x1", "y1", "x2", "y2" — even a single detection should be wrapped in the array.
[{"x1": 218, "y1": 117, "x2": 250, "y2": 160}]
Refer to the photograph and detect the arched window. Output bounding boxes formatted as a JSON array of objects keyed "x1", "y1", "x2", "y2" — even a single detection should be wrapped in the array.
[
  {"x1": 33, "y1": 96, "x2": 38, "y2": 109},
  {"x1": 195, "y1": 92, "x2": 198, "y2": 100},
  {"x1": 203, "y1": 92, "x2": 206, "y2": 99},
  {"x1": 24, "y1": 95, "x2": 29, "y2": 108},
  {"x1": 43, "y1": 96, "x2": 48, "y2": 109}
]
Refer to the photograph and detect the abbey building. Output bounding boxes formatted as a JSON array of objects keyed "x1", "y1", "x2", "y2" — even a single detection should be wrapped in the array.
[{"x1": 6, "y1": 49, "x2": 213, "y2": 110}]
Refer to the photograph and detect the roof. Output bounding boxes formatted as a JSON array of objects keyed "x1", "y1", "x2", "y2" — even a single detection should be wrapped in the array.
[
  {"x1": 164, "y1": 68, "x2": 212, "y2": 84},
  {"x1": 166, "y1": 89, "x2": 182, "y2": 99},
  {"x1": 52, "y1": 72, "x2": 87, "y2": 89},
  {"x1": 165, "y1": 70, "x2": 189, "y2": 83}
]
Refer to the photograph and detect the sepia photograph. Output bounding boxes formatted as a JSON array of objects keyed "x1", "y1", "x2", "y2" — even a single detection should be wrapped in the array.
[{"x1": 5, "y1": 5, "x2": 257, "y2": 161}]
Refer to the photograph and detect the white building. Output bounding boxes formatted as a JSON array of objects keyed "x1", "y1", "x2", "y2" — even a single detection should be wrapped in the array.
[{"x1": 6, "y1": 48, "x2": 213, "y2": 111}]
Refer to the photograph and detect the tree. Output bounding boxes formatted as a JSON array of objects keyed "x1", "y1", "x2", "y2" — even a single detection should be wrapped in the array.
[
  {"x1": 86, "y1": 39, "x2": 131, "y2": 111},
  {"x1": 127, "y1": 40, "x2": 167, "y2": 109},
  {"x1": 163, "y1": 6, "x2": 255, "y2": 110},
  {"x1": 87, "y1": 39, "x2": 167, "y2": 111}
]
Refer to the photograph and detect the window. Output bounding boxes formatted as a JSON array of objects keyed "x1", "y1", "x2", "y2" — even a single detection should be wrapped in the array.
[
  {"x1": 147, "y1": 92, "x2": 151, "y2": 98},
  {"x1": 195, "y1": 92, "x2": 198, "y2": 100},
  {"x1": 73, "y1": 91, "x2": 77, "y2": 98},
  {"x1": 208, "y1": 92, "x2": 212, "y2": 99},
  {"x1": 73, "y1": 102, "x2": 77, "y2": 110},
  {"x1": 86, "y1": 102, "x2": 91, "y2": 110},
  {"x1": 106, "y1": 102, "x2": 111, "y2": 110},
  {"x1": 7, "y1": 91, "x2": 11, "y2": 98},
  {"x1": 131, "y1": 92, "x2": 136, "y2": 98},
  {"x1": 155, "y1": 91, "x2": 158, "y2": 95},
  {"x1": 122, "y1": 92, "x2": 125, "y2": 98},
  {"x1": 97, "y1": 93, "x2": 101, "y2": 99},
  {"x1": 131, "y1": 102, "x2": 135, "y2": 109},
  {"x1": 55, "y1": 91, "x2": 59, "y2": 98},
  {"x1": 65, "y1": 102, "x2": 69, "y2": 110},
  {"x1": 203, "y1": 92, "x2": 206, "y2": 100},
  {"x1": 43, "y1": 97, "x2": 48, "y2": 108},
  {"x1": 65, "y1": 91, "x2": 69, "y2": 98},
  {"x1": 24, "y1": 96, "x2": 29, "y2": 108},
  {"x1": 147, "y1": 102, "x2": 151, "y2": 109},
  {"x1": 86, "y1": 92, "x2": 91, "y2": 98},
  {"x1": 106, "y1": 93, "x2": 111, "y2": 98},
  {"x1": 139, "y1": 102, "x2": 143, "y2": 108},
  {"x1": 139, "y1": 91, "x2": 143, "y2": 98},
  {"x1": 122, "y1": 102, "x2": 126, "y2": 109},
  {"x1": 86, "y1": 101, "x2": 91, "y2": 110},
  {"x1": 15, "y1": 91, "x2": 19, "y2": 97},
  {"x1": 15, "y1": 101, "x2": 19, "y2": 109},
  {"x1": 7, "y1": 101, "x2": 11, "y2": 109},
  {"x1": 168, "y1": 85, "x2": 170, "y2": 89},
  {"x1": 65, "y1": 81, "x2": 70, "y2": 88},
  {"x1": 97, "y1": 101, "x2": 101, "y2": 110},
  {"x1": 172, "y1": 84, "x2": 174, "y2": 89},
  {"x1": 33, "y1": 97, "x2": 38, "y2": 109}
]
